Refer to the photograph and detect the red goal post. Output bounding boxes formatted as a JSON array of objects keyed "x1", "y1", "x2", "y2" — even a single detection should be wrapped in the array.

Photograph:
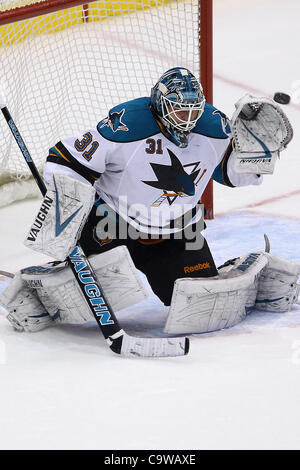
[
  {"x1": 0, "y1": 0, "x2": 213, "y2": 217},
  {"x1": 199, "y1": 0, "x2": 213, "y2": 219}
]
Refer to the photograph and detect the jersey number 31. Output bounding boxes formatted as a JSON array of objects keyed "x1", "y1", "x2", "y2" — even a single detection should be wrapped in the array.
[{"x1": 74, "y1": 132, "x2": 99, "y2": 161}]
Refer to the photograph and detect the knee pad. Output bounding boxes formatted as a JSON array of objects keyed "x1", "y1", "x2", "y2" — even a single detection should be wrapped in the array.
[{"x1": 256, "y1": 253, "x2": 300, "y2": 312}]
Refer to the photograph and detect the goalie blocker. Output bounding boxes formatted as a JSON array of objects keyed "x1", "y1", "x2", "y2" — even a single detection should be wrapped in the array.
[{"x1": 24, "y1": 173, "x2": 96, "y2": 261}]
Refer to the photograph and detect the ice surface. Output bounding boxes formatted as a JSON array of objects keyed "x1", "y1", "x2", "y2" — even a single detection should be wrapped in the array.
[{"x1": 0, "y1": 0, "x2": 300, "y2": 451}]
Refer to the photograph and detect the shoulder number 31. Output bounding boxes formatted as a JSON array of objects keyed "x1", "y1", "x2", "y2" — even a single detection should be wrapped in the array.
[{"x1": 74, "y1": 132, "x2": 99, "y2": 161}]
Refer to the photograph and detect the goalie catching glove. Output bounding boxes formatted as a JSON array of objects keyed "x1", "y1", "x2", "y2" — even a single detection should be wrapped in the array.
[
  {"x1": 230, "y1": 94, "x2": 293, "y2": 175},
  {"x1": 24, "y1": 173, "x2": 96, "y2": 260}
]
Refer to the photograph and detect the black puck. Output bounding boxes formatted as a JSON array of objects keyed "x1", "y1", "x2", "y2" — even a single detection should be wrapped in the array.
[{"x1": 273, "y1": 92, "x2": 290, "y2": 104}]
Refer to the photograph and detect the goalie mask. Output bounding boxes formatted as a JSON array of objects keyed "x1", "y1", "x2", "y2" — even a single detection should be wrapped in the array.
[{"x1": 150, "y1": 67, "x2": 205, "y2": 148}]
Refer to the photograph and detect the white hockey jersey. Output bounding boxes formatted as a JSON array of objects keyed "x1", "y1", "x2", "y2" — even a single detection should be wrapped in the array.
[{"x1": 44, "y1": 97, "x2": 261, "y2": 235}]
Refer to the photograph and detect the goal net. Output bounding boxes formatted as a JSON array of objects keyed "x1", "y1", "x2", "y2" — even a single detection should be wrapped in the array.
[{"x1": 0, "y1": 0, "x2": 212, "y2": 213}]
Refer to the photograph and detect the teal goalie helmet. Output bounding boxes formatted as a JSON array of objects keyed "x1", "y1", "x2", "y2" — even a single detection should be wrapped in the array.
[{"x1": 150, "y1": 67, "x2": 205, "y2": 147}]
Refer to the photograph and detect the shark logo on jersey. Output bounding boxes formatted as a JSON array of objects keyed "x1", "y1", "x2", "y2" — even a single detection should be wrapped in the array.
[
  {"x1": 99, "y1": 109, "x2": 128, "y2": 133},
  {"x1": 142, "y1": 148, "x2": 207, "y2": 206},
  {"x1": 213, "y1": 110, "x2": 231, "y2": 136}
]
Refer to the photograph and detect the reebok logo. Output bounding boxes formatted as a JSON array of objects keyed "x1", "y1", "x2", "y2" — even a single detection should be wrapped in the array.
[
  {"x1": 184, "y1": 262, "x2": 211, "y2": 274},
  {"x1": 26, "y1": 195, "x2": 53, "y2": 242}
]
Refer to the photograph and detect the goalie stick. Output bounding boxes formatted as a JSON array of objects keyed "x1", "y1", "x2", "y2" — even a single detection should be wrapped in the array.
[
  {"x1": 0, "y1": 270, "x2": 14, "y2": 279},
  {"x1": 0, "y1": 98, "x2": 189, "y2": 358}
]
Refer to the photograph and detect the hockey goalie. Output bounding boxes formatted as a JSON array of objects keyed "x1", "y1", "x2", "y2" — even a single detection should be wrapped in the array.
[{"x1": 1, "y1": 67, "x2": 299, "y2": 335}]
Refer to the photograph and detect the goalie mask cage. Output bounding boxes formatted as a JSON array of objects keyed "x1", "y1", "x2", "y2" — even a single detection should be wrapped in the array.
[{"x1": 0, "y1": 0, "x2": 213, "y2": 217}]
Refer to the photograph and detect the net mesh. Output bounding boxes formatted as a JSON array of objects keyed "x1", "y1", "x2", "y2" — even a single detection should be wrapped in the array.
[{"x1": 0, "y1": 0, "x2": 200, "y2": 206}]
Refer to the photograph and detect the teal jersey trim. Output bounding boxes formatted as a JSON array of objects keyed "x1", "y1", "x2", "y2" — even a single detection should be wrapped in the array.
[
  {"x1": 212, "y1": 140, "x2": 235, "y2": 187},
  {"x1": 212, "y1": 161, "x2": 226, "y2": 185},
  {"x1": 97, "y1": 97, "x2": 161, "y2": 143},
  {"x1": 192, "y1": 103, "x2": 231, "y2": 139},
  {"x1": 48, "y1": 146, "x2": 60, "y2": 158}
]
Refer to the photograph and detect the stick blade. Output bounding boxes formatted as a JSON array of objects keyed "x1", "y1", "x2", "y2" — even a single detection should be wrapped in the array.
[
  {"x1": 264, "y1": 233, "x2": 271, "y2": 253},
  {"x1": 109, "y1": 332, "x2": 189, "y2": 358},
  {"x1": 0, "y1": 270, "x2": 14, "y2": 279}
]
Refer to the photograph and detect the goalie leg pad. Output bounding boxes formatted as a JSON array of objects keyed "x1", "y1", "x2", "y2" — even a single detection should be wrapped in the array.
[
  {"x1": 21, "y1": 246, "x2": 148, "y2": 324},
  {"x1": 256, "y1": 253, "x2": 300, "y2": 312},
  {"x1": 164, "y1": 252, "x2": 268, "y2": 334},
  {"x1": 0, "y1": 273, "x2": 53, "y2": 332}
]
